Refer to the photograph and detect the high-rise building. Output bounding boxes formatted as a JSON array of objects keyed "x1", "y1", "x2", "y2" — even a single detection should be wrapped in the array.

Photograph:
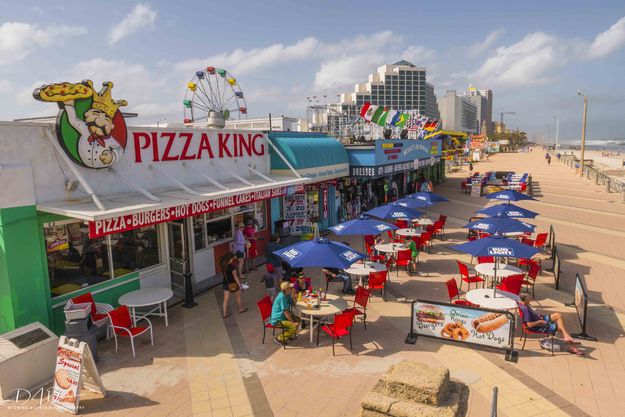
[
  {"x1": 339, "y1": 60, "x2": 440, "y2": 118},
  {"x1": 438, "y1": 90, "x2": 478, "y2": 133},
  {"x1": 465, "y1": 85, "x2": 493, "y2": 137}
]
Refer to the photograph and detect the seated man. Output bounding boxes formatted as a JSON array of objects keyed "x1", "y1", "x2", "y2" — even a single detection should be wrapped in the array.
[
  {"x1": 271, "y1": 281, "x2": 300, "y2": 346},
  {"x1": 518, "y1": 292, "x2": 583, "y2": 355},
  {"x1": 322, "y1": 267, "x2": 355, "y2": 294}
]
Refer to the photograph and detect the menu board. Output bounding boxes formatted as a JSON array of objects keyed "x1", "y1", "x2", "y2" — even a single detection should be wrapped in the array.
[
  {"x1": 412, "y1": 301, "x2": 514, "y2": 350},
  {"x1": 283, "y1": 194, "x2": 308, "y2": 235}
]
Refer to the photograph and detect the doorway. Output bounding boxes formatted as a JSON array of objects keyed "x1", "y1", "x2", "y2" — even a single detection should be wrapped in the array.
[{"x1": 167, "y1": 220, "x2": 189, "y2": 298}]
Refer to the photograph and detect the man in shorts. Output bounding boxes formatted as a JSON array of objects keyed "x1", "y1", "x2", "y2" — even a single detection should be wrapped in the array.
[{"x1": 518, "y1": 292, "x2": 583, "y2": 354}]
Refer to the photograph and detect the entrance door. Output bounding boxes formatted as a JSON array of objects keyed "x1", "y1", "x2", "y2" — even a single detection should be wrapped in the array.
[{"x1": 167, "y1": 220, "x2": 188, "y2": 298}]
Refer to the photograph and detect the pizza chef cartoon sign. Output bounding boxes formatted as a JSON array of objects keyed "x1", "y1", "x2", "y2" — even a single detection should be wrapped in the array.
[{"x1": 33, "y1": 80, "x2": 128, "y2": 169}]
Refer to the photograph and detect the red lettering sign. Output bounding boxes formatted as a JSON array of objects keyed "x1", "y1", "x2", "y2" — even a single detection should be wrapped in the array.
[{"x1": 88, "y1": 185, "x2": 291, "y2": 238}]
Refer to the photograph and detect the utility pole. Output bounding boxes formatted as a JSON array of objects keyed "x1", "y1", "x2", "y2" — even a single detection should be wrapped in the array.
[
  {"x1": 554, "y1": 115, "x2": 559, "y2": 151},
  {"x1": 577, "y1": 90, "x2": 588, "y2": 177}
]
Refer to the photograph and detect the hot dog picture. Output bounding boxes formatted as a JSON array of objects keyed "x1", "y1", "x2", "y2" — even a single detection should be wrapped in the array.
[{"x1": 472, "y1": 313, "x2": 509, "y2": 333}]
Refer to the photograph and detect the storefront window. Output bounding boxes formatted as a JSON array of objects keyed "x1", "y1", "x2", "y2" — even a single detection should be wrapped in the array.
[
  {"x1": 206, "y1": 217, "x2": 233, "y2": 244},
  {"x1": 110, "y1": 225, "x2": 160, "y2": 274},
  {"x1": 45, "y1": 223, "x2": 110, "y2": 297},
  {"x1": 45, "y1": 222, "x2": 161, "y2": 298},
  {"x1": 192, "y1": 215, "x2": 206, "y2": 250}
]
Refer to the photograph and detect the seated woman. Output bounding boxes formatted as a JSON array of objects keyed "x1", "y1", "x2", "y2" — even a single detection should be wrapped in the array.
[{"x1": 293, "y1": 273, "x2": 310, "y2": 294}]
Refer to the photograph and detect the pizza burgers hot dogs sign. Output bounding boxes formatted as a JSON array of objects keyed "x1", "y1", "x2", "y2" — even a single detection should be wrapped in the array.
[{"x1": 409, "y1": 300, "x2": 516, "y2": 360}]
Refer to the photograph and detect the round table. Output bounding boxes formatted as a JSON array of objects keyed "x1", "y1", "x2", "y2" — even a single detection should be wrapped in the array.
[
  {"x1": 344, "y1": 262, "x2": 387, "y2": 286},
  {"x1": 118, "y1": 287, "x2": 174, "y2": 326},
  {"x1": 375, "y1": 243, "x2": 409, "y2": 255},
  {"x1": 396, "y1": 228, "x2": 422, "y2": 237},
  {"x1": 295, "y1": 294, "x2": 348, "y2": 343},
  {"x1": 465, "y1": 288, "x2": 520, "y2": 310},
  {"x1": 475, "y1": 263, "x2": 523, "y2": 287},
  {"x1": 412, "y1": 218, "x2": 434, "y2": 226}
]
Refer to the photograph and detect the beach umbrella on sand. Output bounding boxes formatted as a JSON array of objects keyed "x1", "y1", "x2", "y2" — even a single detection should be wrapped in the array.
[
  {"x1": 477, "y1": 204, "x2": 538, "y2": 219},
  {"x1": 452, "y1": 234, "x2": 542, "y2": 296},
  {"x1": 366, "y1": 203, "x2": 424, "y2": 220},
  {"x1": 463, "y1": 217, "x2": 536, "y2": 235},
  {"x1": 484, "y1": 190, "x2": 537, "y2": 204},
  {"x1": 329, "y1": 215, "x2": 398, "y2": 253}
]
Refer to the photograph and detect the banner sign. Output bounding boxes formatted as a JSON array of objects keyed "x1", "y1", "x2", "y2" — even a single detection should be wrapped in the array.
[
  {"x1": 407, "y1": 299, "x2": 517, "y2": 361},
  {"x1": 89, "y1": 185, "x2": 291, "y2": 238},
  {"x1": 375, "y1": 139, "x2": 442, "y2": 164},
  {"x1": 283, "y1": 194, "x2": 309, "y2": 235}
]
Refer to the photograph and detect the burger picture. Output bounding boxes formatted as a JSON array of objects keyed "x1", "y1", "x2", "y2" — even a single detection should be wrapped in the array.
[{"x1": 415, "y1": 304, "x2": 445, "y2": 324}]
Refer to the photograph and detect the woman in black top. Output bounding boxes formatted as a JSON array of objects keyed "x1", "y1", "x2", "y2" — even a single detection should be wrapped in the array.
[{"x1": 221, "y1": 252, "x2": 247, "y2": 318}]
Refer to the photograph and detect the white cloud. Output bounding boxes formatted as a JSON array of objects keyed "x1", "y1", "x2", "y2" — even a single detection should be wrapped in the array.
[
  {"x1": 109, "y1": 3, "x2": 157, "y2": 45},
  {"x1": 468, "y1": 29, "x2": 504, "y2": 57},
  {"x1": 0, "y1": 22, "x2": 86, "y2": 66},
  {"x1": 471, "y1": 32, "x2": 566, "y2": 88},
  {"x1": 587, "y1": 16, "x2": 625, "y2": 58}
]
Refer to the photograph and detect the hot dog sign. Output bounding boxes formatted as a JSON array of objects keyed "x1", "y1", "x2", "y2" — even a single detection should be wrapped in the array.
[{"x1": 411, "y1": 300, "x2": 514, "y2": 351}]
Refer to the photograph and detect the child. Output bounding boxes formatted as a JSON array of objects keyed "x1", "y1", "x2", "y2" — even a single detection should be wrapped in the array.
[{"x1": 261, "y1": 264, "x2": 277, "y2": 300}]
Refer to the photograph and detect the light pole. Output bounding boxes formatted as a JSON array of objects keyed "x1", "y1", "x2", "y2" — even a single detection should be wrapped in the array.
[
  {"x1": 553, "y1": 115, "x2": 559, "y2": 151},
  {"x1": 577, "y1": 90, "x2": 588, "y2": 177}
]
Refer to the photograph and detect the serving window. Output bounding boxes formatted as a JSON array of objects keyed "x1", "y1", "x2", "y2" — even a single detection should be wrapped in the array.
[{"x1": 44, "y1": 222, "x2": 162, "y2": 298}]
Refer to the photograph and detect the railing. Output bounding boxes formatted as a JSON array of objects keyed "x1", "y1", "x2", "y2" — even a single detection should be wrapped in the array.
[{"x1": 559, "y1": 154, "x2": 625, "y2": 197}]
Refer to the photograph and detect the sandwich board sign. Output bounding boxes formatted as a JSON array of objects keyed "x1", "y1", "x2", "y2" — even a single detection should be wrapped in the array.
[{"x1": 52, "y1": 336, "x2": 106, "y2": 414}]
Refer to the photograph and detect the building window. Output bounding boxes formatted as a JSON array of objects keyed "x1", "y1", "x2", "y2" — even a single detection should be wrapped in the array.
[{"x1": 45, "y1": 222, "x2": 162, "y2": 298}]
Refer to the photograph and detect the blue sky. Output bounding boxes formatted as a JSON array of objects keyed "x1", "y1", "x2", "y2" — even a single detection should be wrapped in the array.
[{"x1": 1, "y1": 0, "x2": 625, "y2": 142}]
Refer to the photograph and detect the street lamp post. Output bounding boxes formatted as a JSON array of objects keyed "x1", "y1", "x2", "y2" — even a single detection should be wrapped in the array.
[
  {"x1": 577, "y1": 90, "x2": 588, "y2": 177},
  {"x1": 554, "y1": 115, "x2": 559, "y2": 151}
]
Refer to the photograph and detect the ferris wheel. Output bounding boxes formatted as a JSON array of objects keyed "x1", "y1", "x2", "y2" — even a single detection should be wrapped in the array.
[{"x1": 183, "y1": 66, "x2": 247, "y2": 123}]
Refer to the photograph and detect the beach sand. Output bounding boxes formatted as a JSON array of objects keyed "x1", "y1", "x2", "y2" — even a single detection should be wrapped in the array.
[{"x1": 564, "y1": 149, "x2": 625, "y2": 180}]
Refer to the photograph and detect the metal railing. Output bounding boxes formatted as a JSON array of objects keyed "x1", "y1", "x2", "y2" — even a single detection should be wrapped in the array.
[{"x1": 559, "y1": 154, "x2": 625, "y2": 197}]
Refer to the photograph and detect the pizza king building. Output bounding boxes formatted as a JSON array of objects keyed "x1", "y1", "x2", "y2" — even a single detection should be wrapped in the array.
[{"x1": 0, "y1": 119, "x2": 311, "y2": 334}]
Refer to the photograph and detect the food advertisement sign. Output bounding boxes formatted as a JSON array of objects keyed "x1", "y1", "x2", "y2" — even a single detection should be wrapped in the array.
[
  {"x1": 411, "y1": 300, "x2": 514, "y2": 351},
  {"x1": 52, "y1": 346, "x2": 82, "y2": 413},
  {"x1": 283, "y1": 194, "x2": 308, "y2": 235}
]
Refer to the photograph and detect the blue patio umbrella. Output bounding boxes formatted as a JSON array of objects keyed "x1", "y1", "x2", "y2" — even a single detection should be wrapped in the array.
[
  {"x1": 485, "y1": 190, "x2": 537, "y2": 204},
  {"x1": 452, "y1": 234, "x2": 541, "y2": 296},
  {"x1": 394, "y1": 197, "x2": 433, "y2": 209},
  {"x1": 366, "y1": 203, "x2": 424, "y2": 220},
  {"x1": 329, "y1": 215, "x2": 398, "y2": 236},
  {"x1": 477, "y1": 204, "x2": 539, "y2": 219},
  {"x1": 463, "y1": 217, "x2": 535, "y2": 235},
  {"x1": 273, "y1": 237, "x2": 365, "y2": 269},
  {"x1": 407, "y1": 192, "x2": 450, "y2": 204}
]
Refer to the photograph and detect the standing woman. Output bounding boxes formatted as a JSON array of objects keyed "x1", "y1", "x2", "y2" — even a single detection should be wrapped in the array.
[
  {"x1": 243, "y1": 220, "x2": 259, "y2": 271},
  {"x1": 232, "y1": 222, "x2": 246, "y2": 278},
  {"x1": 221, "y1": 253, "x2": 247, "y2": 318}
]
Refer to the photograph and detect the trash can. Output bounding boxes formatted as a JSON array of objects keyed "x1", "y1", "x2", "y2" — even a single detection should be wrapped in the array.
[{"x1": 63, "y1": 313, "x2": 99, "y2": 362}]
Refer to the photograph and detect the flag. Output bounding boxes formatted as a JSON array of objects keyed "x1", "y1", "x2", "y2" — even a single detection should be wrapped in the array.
[
  {"x1": 363, "y1": 105, "x2": 378, "y2": 122},
  {"x1": 359, "y1": 102, "x2": 371, "y2": 119},
  {"x1": 405, "y1": 116, "x2": 419, "y2": 131},
  {"x1": 370, "y1": 106, "x2": 386, "y2": 124},
  {"x1": 395, "y1": 113, "x2": 409, "y2": 128},
  {"x1": 389, "y1": 111, "x2": 401, "y2": 126},
  {"x1": 423, "y1": 119, "x2": 438, "y2": 131},
  {"x1": 377, "y1": 109, "x2": 392, "y2": 126},
  {"x1": 385, "y1": 110, "x2": 399, "y2": 126}
]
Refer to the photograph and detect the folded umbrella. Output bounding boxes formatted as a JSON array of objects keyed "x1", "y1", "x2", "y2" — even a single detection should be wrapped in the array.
[{"x1": 477, "y1": 203, "x2": 538, "y2": 219}]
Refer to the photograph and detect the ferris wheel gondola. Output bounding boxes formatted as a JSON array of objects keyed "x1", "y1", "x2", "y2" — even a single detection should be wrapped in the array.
[{"x1": 183, "y1": 66, "x2": 247, "y2": 126}]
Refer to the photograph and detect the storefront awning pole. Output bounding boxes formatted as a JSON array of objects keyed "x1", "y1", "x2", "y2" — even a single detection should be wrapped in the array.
[
  {"x1": 265, "y1": 137, "x2": 302, "y2": 179},
  {"x1": 109, "y1": 167, "x2": 161, "y2": 202},
  {"x1": 247, "y1": 164, "x2": 276, "y2": 183},
  {"x1": 213, "y1": 161, "x2": 253, "y2": 186},
  {"x1": 149, "y1": 164, "x2": 198, "y2": 195},
  {"x1": 183, "y1": 162, "x2": 228, "y2": 190},
  {"x1": 44, "y1": 128, "x2": 106, "y2": 211}
]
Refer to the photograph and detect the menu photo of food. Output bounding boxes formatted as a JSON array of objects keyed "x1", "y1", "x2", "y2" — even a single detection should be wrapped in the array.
[
  {"x1": 413, "y1": 301, "x2": 513, "y2": 349},
  {"x1": 52, "y1": 347, "x2": 82, "y2": 412}
]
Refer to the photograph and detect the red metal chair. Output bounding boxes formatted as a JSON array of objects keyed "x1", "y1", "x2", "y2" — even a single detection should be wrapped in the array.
[
  {"x1": 456, "y1": 260, "x2": 484, "y2": 290},
  {"x1": 518, "y1": 307, "x2": 555, "y2": 356},
  {"x1": 386, "y1": 230, "x2": 395, "y2": 243},
  {"x1": 445, "y1": 279, "x2": 479, "y2": 307},
  {"x1": 364, "y1": 235, "x2": 376, "y2": 247},
  {"x1": 107, "y1": 305, "x2": 153, "y2": 358},
  {"x1": 367, "y1": 271, "x2": 388, "y2": 301},
  {"x1": 65, "y1": 292, "x2": 113, "y2": 339},
  {"x1": 343, "y1": 286, "x2": 371, "y2": 329},
  {"x1": 256, "y1": 295, "x2": 286, "y2": 349},
  {"x1": 496, "y1": 274, "x2": 525, "y2": 295},
  {"x1": 522, "y1": 263, "x2": 541, "y2": 297},
  {"x1": 395, "y1": 219, "x2": 409, "y2": 229},
  {"x1": 520, "y1": 182, "x2": 528, "y2": 192},
  {"x1": 317, "y1": 313, "x2": 354, "y2": 356},
  {"x1": 518, "y1": 257, "x2": 541, "y2": 273},
  {"x1": 477, "y1": 256, "x2": 495, "y2": 264},
  {"x1": 419, "y1": 232, "x2": 432, "y2": 252},
  {"x1": 395, "y1": 249, "x2": 412, "y2": 277},
  {"x1": 366, "y1": 244, "x2": 385, "y2": 263},
  {"x1": 529, "y1": 233, "x2": 548, "y2": 249}
]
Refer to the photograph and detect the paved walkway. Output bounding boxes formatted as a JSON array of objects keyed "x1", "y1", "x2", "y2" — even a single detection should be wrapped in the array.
[{"x1": 3, "y1": 148, "x2": 625, "y2": 417}]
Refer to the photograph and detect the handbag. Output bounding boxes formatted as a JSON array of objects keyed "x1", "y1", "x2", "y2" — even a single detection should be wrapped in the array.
[{"x1": 228, "y1": 282, "x2": 239, "y2": 293}]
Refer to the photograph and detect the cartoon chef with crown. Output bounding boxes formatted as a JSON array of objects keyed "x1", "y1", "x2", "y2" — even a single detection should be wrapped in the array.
[{"x1": 34, "y1": 80, "x2": 128, "y2": 169}]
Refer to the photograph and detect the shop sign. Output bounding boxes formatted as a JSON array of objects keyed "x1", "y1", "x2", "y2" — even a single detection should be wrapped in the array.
[
  {"x1": 283, "y1": 194, "x2": 308, "y2": 235},
  {"x1": 89, "y1": 185, "x2": 290, "y2": 237},
  {"x1": 375, "y1": 139, "x2": 442, "y2": 164},
  {"x1": 349, "y1": 166, "x2": 376, "y2": 177},
  {"x1": 410, "y1": 300, "x2": 515, "y2": 351}
]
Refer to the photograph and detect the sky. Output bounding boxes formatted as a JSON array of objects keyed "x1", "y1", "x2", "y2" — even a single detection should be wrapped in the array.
[{"x1": 1, "y1": 0, "x2": 625, "y2": 143}]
